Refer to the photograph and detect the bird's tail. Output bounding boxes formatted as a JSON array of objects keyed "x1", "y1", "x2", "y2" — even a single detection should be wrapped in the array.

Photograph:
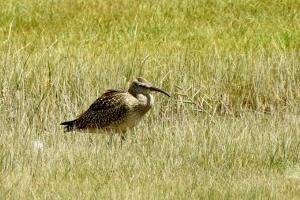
[{"x1": 60, "y1": 120, "x2": 76, "y2": 132}]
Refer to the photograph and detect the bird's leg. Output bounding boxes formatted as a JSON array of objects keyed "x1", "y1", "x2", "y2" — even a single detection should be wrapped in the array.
[
  {"x1": 120, "y1": 132, "x2": 127, "y2": 147},
  {"x1": 89, "y1": 136, "x2": 94, "y2": 144},
  {"x1": 107, "y1": 134, "x2": 113, "y2": 147}
]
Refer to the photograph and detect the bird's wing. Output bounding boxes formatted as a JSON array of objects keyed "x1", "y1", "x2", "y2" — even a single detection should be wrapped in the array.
[
  {"x1": 73, "y1": 89, "x2": 132, "y2": 129},
  {"x1": 87, "y1": 89, "x2": 126, "y2": 111}
]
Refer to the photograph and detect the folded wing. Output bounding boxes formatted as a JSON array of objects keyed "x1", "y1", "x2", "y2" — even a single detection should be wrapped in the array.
[{"x1": 61, "y1": 90, "x2": 131, "y2": 132}]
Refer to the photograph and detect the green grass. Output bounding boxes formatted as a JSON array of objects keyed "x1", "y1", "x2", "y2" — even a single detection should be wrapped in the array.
[{"x1": 0, "y1": 0, "x2": 300, "y2": 199}]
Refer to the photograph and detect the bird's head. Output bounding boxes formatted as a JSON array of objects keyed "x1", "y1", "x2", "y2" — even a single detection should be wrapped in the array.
[{"x1": 128, "y1": 77, "x2": 171, "y2": 97}]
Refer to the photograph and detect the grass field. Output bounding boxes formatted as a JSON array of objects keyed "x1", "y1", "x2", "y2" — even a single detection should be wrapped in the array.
[{"x1": 1, "y1": 0, "x2": 300, "y2": 199}]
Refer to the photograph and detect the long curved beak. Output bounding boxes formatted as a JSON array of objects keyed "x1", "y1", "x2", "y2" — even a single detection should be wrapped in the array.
[{"x1": 149, "y1": 86, "x2": 171, "y2": 97}]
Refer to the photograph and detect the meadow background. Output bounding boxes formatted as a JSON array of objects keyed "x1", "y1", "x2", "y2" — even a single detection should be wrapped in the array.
[{"x1": 0, "y1": 0, "x2": 300, "y2": 199}]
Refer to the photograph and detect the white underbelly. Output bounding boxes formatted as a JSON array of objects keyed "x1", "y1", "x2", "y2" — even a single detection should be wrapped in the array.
[{"x1": 114, "y1": 112, "x2": 145, "y2": 132}]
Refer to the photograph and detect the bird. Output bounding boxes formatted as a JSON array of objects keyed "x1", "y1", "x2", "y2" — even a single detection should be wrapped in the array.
[{"x1": 60, "y1": 77, "x2": 170, "y2": 137}]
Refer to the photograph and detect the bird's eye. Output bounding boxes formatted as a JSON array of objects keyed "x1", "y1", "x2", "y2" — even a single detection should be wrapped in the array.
[{"x1": 138, "y1": 84, "x2": 147, "y2": 88}]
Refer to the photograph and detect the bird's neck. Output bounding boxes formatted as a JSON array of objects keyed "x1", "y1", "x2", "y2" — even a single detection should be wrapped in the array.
[
  {"x1": 135, "y1": 93, "x2": 154, "y2": 114},
  {"x1": 136, "y1": 93, "x2": 153, "y2": 106}
]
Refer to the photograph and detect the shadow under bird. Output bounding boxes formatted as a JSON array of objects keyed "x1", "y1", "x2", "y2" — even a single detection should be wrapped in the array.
[{"x1": 60, "y1": 77, "x2": 170, "y2": 135}]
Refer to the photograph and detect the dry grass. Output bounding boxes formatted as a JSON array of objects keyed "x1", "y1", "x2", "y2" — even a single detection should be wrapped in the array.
[{"x1": 0, "y1": 0, "x2": 300, "y2": 199}]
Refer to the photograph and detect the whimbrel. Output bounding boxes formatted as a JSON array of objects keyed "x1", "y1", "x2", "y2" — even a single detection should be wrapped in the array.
[{"x1": 60, "y1": 77, "x2": 170, "y2": 135}]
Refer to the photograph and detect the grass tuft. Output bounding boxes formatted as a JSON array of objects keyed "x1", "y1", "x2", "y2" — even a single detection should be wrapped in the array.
[{"x1": 1, "y1": 0, "x2": 300, "y2": 199}]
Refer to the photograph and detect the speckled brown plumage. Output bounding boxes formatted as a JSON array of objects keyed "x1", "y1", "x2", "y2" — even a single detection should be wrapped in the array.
[{"x1": 61, "y1": 77, "x2": 170, "y2": 134}]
